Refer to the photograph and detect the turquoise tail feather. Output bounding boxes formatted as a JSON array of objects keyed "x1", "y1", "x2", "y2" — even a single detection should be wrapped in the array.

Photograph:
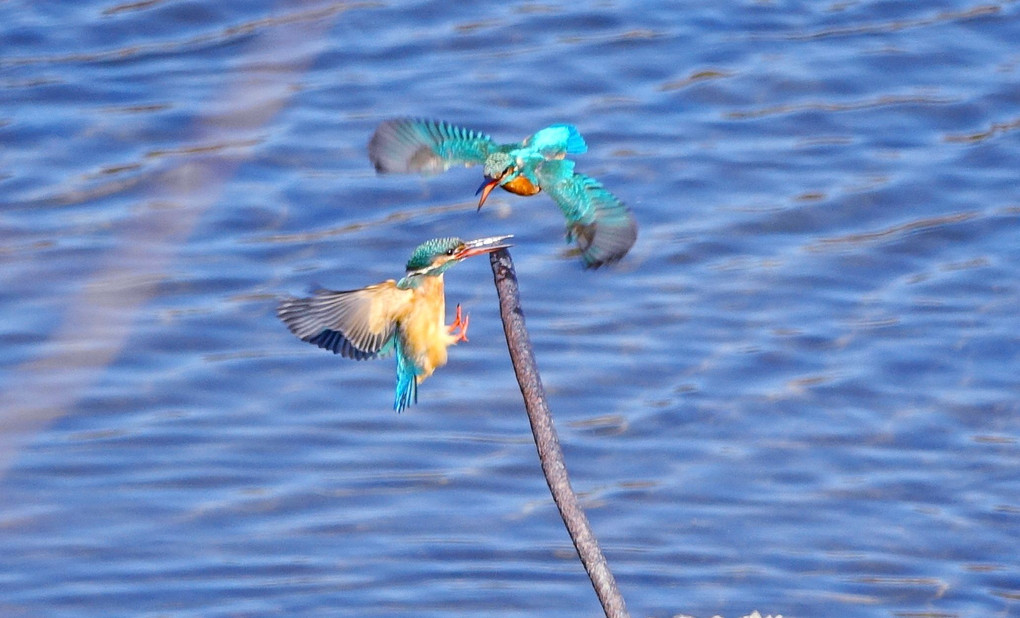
[{"x1": 393, "y1": 338, "x2": 419, "y2": 413}]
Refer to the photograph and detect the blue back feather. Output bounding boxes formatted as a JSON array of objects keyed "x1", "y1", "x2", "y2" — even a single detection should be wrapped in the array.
[
  {"x1": 526, "y1": 124, "x2": 587, "y2": 158},
  {"x1": 552, "y1": 124, "x2": 587, "y2": 155}
]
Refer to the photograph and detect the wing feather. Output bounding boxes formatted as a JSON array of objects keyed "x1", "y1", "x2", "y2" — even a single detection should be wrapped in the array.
[
  {"x1": 535, "y1": 159, "x2": 637, "y2": 268},
  {"x1": 277, "y1": 282, "x2": 411, "y2": 360},
  {"x1": 368, "y1": 118, "x2": 496, "y2": 174}
]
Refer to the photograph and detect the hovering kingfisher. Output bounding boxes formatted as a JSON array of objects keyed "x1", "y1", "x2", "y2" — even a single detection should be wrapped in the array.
[
  {"x1": 368, "y1": 119, "x2": 637, "y2": 268},
  {"x1": 277, "y1": 235, "x2": 512, "y2": 412}
]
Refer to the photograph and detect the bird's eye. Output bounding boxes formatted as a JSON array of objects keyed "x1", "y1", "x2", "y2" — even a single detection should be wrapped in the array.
[{"x1": 446, "y1": 248, "x2": 456, "y2": 255}]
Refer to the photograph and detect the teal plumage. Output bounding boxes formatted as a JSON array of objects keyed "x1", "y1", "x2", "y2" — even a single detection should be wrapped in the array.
[
  {"x1": 369, "y1": 118, "x2": 637, "y2": 268},
  {"x1": 534, "y1": 159, "x2": 637, "y2": 267},
  {"x1": 521, "y1": 124, "x2": 588, "y2": 158},
  {"x1": 393, "y1": 338, "x2": 418, "y2": 412},
  {"x1": 369, "y1": 119, "x2": 502, "y2": 174},
  {"x1": 401, "y1": 236, "x2": 465, "y2": 279}
]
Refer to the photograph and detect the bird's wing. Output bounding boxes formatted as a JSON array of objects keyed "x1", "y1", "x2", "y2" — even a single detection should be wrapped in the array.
[
  {"x1": 535, "y1": 159, "x2": 638, "y2": 268},
  {"x1": 277, "y1": 281, "x2": 412, "y2": 360},
  {"x1": 522, "y1": 124, "x2": 588, "y2": 159},
  {"x1": 369, "y1": 118, "x2": 497, "y2": 174}
]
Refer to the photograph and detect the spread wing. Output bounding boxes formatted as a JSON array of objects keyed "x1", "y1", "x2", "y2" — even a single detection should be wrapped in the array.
[
  {"x1": 368, "y1": 118, "x2": 498, "y2": 175},
  {"x1": 535, "y1": 159, "x2": 638, "y2": 268},
  {"x1": 521, "y1": 124, "x2": 587, "y2": 159},
  {"x1": 277, "y1": 281, "x2": 412, "y2": 360}
]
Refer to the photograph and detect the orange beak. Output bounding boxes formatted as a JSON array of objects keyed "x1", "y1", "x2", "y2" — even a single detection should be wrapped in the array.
[
  {"x1": 475, "y1": 176, "x2": 501, "y2": 211},
  {"x1": 454, "y1": 235, "x2": 514, "y2": 260}
]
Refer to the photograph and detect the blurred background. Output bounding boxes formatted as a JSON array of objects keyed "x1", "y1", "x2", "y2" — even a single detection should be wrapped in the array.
[{"x1": 1, "y1": 1, "x2": 1017, "y2": 616}]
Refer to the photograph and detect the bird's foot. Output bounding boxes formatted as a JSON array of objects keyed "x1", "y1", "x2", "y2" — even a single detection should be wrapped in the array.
[{"x1": 448, "y1": 303, "x2": 470, "y2": 343}]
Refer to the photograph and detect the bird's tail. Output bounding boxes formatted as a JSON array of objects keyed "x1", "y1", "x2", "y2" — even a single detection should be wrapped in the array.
[{"x1": 394, "y1": 339, "x2": 419, "y2": 413}]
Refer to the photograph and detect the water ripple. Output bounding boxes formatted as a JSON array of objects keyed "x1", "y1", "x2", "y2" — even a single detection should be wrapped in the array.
[
  {"x1": 764, "y1": 4, "x2": 1005, "y2": 41},
  {"x1": 808, "y1": 210, "x2": 982, "y2": 252},
  {"x1": 1, "y1": 1, "x2": 1018, "y2": 616}
]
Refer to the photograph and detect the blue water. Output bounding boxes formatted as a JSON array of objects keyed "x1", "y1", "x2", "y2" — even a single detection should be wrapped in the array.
[{"x1": 2, "y1": 1, "x2": 1018, "y2": 616}]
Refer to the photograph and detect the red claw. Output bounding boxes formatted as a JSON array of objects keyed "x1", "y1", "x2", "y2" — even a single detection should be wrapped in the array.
[{"x1": 448, "y1": 303, "x2": 470, "y2": 343}]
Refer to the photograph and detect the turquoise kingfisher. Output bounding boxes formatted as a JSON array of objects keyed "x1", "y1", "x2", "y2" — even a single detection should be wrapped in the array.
[
  {"x1": 368, "y1": 119, "x2": 637, "y2": 268},
  {"x1": 277, "y1": 235, "x2": 512, "y2": 412}
]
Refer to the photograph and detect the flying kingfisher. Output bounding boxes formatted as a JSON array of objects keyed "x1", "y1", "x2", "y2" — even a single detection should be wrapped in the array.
[
  {"x1": 368, "y1": 119, "x2": 637, "y2": 268},
  {"x1": 277, "y1": 235, "x2": 512, "y2": 412}
]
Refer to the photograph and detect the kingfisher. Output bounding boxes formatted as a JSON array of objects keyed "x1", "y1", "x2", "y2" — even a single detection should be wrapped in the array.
[
  {"x1": 368, "y1": 118, "x2": 637, "y2": 268},
  {"x1": 277, "y1": 235, "x2": 512, "y2": 412}
]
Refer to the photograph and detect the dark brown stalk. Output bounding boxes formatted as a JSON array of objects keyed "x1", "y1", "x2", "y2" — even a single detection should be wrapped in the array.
[{"x1": 489, "y1": 249, "x2": 629, "y2": 618}]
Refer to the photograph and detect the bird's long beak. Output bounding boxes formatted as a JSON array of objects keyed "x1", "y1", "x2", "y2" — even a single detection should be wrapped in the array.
[
  {"x1": 475, "y1": 176, "x2": 501, "y2": 211},
  {"x1": 455, "y1": 234, "x2": 514, "y2": 259}
]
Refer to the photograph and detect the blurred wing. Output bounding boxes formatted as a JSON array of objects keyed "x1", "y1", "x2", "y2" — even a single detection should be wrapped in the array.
[
  {"x1": 536, "y1": 160, "x2": 637, "y2": 268},
  {"x1": 368, "y1": 118, "x2": 497, "y2": 175},
  {"x1": 277, "y1": 282, "x2": 411, "y2": 360},
  {"x1": 522, "y1": 124, "x2": 587, "y2": 159}
]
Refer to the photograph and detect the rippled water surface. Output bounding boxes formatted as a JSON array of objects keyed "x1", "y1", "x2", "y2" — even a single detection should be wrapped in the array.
[{"x1": 2, "y1": 1, "x2": 1018, "y2": 616}]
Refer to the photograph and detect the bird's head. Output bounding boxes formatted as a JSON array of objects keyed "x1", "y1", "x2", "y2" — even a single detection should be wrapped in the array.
[
  {"x1": 476, "y1": 152, "x2": 520, "y2": 210},
  {"x1": 400, "y1": 235, "x2": 514, "y2": 286}
]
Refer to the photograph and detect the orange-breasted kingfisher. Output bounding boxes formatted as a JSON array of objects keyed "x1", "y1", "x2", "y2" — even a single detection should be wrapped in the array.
[
  {"x1": 368, "y1": 119, "x2": 637, "y2": 268},
  {"x1": 277, "y1": 235, "x2": 512, "y2": 412}
]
